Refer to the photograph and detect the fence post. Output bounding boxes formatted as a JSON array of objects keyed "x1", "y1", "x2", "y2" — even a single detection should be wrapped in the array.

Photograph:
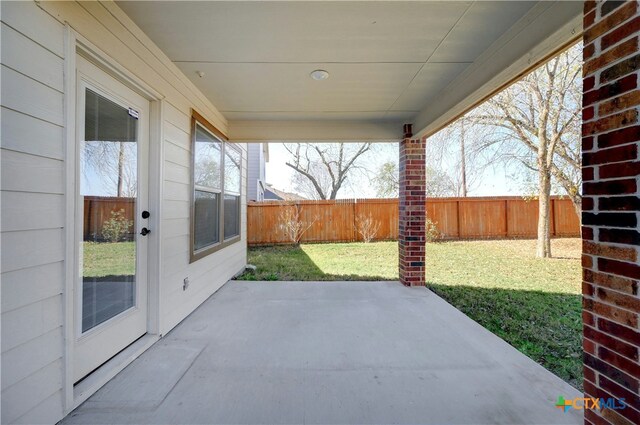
[
  {"x1": 456, "y1": 199, "x2": 461, "y2": 239},
  {"x1": 353, "y1": 199, "x2": 357, "y2": 242},
  {"x1": 551, "y1": 198, "x2": 557, "y2": 237},
  {"x1": 504, "y1": 199, "x2": 509, "y2": 237}
]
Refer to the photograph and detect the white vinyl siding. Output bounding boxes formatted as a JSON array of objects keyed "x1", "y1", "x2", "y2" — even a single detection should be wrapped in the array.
[
  {"x1": 1, "y1": 2, "x2": 66, "y2": 423},
  {"x1": 0, "y1": 1, "x2": 247, "y2": 423}
]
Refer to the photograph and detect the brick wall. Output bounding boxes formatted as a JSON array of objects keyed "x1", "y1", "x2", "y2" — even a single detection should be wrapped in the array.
[
  {"x1": 582, "y1": 1, "x2": 640, "y2": 424},
  {"x1": 398, "y1": 137, "x2": 426, "y2": 287}
]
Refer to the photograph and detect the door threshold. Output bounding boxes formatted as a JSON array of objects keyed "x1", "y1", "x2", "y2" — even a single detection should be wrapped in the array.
[{"x1": 72, "y1": 334, "x2": 159, "y2": 410}]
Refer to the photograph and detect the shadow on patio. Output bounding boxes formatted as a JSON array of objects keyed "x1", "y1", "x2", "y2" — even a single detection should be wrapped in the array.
[{"x1": 64, "y1": 281, "x2": 581, "y2": 424}]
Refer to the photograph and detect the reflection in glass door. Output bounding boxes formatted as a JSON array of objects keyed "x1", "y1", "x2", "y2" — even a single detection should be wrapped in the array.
[{"x1": 80, "y1": 88, "x2": 138, "y2": 332}]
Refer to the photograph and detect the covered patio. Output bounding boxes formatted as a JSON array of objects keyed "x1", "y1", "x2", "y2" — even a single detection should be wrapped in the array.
[
  {"x1": 2, "y1": 1, "x2": 639, "y2": 424},
  {"x1": 64, "y1": 281, "x2": 581, "y2": 424}
]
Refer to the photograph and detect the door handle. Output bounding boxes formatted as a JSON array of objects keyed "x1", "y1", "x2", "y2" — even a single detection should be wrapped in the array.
[{"x1": 140, "y1": 227, "x2": 151, "y2": 236}]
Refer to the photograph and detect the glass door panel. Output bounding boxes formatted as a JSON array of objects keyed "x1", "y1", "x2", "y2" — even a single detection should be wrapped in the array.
[{"x1": 80, "y1": 88, "x2": 138, "y2": 333}]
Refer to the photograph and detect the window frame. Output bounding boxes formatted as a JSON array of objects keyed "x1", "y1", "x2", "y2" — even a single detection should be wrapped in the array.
[{"x1": 190, "y1": 110, "x2": 242, "y2": 263}]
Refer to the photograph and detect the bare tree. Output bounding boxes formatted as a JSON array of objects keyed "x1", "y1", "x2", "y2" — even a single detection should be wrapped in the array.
[
  {"x1": 471, "y1": 44, "x2": 582, "y2": 258},
  {"x1": 427, "y1": 116, "x2": 490, "y2": 197},
  {"x1": 459, "y1": 119, "x2": 468, "y2": 197},
  {"x1": 83, "y1": 141, "x2": 137, "y2": 197},
  {"x1": 284, "y1": 142, "x2": 372, "y2": 199},
  {"x1": 290, "y1": 161, "x2": 334, "y2": 200},
  {"x1": 373, "y1": 160, "x2": 456, "y2": 198}
]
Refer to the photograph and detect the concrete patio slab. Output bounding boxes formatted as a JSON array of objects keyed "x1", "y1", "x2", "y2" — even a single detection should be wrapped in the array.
[{"x1": 64, "y1": 281, "x2": 582, "y2": 424}]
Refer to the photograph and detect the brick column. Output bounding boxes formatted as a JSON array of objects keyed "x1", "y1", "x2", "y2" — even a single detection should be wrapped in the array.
[
  {"x1": 582, "y1": 1, "x2": 640, "y2": 424},
  {"x1": 399, "y1": 137, "x2": 426, "y2": 287}
]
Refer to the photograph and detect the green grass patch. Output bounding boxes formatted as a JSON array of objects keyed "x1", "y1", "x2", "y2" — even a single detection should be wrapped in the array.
[
  {"x1": 239, "y1": 239, "x2": 582, "y2": 390},
  {"x1": 83, "y1": 241, "x2": 135, "y2": 278}
]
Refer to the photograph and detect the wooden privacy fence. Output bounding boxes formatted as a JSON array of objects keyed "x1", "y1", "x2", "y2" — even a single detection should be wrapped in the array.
[
  {"x1": 247, "y1": 197, "x2": 580, "y2": 245},
  {"x1": 83, "y1": 196, "x2": 135, "y2": 241}
]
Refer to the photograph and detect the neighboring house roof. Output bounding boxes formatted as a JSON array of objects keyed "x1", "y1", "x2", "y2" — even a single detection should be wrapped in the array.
[{"x1": 264, "y1": 185, "x2": 307, "y2": 201}]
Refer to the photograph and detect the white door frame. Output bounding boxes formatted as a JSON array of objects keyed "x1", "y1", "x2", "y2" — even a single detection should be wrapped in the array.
[
  {"x1": 74, "y1": 56, "x2": 150, "y2": 381},
  {"x1": 63, "y1": 27, "x2": 165, "y2": 413}
]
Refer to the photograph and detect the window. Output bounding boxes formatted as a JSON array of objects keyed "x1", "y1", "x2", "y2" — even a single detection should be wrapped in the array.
[
  {"x1": 224, "y1": 145, "x2": 241, "y2": 239},
  {"x1": 190, "y1": 111, "x2": 242, "y2": 262}
]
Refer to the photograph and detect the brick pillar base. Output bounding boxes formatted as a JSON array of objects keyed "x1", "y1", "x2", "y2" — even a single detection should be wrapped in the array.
[
  {"x1": 582, "y1": 2, "x2": 640, "y2": 424},
  {"x1": 399, "y1": 137, "x2": 426, "y2": 287}
]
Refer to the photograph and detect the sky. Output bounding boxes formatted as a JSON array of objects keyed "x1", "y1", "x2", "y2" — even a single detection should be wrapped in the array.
[
  {"x1": 83, "y1": 140, "x2": 523, "y2": 200},
  {"x1": 265, "y1": 141, "x2": 521, "y2": 199}
]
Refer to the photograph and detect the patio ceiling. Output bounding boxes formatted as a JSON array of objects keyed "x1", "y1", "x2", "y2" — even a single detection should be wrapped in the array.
[{"x1": 117, "y1": 1, "x2": 582, "y2": 141}]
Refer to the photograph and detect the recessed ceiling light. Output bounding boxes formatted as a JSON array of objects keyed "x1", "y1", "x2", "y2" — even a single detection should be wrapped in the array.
[{"x1": 310, "y1": 69, "x2": 329, "y2": 81}]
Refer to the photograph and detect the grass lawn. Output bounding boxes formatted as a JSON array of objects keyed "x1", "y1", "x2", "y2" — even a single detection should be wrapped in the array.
[
  {"x1": 83, "y1": 241, "x2": 135, "y2": 278},
  {"x1": 238, "y1": 238, "x2": 583, "y2": 390}
]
